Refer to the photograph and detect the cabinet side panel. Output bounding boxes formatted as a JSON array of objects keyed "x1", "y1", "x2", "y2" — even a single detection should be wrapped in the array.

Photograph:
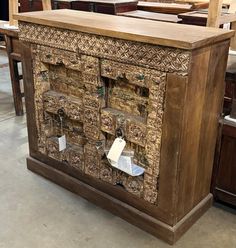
[
  {"x1": 176, "y1": 40, "x2": 230, "y2": 221},
  {"x1": 195, "y1": 41, "x2": 230, "y2": 203},
  {"x1": 176, "y1": 46, "x2": 211, "y2": 221}
]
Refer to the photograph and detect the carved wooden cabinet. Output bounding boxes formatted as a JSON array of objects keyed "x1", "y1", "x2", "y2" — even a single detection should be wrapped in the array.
[{"x1": 15, "y1": 10, "x2": 233, "y2": 244}]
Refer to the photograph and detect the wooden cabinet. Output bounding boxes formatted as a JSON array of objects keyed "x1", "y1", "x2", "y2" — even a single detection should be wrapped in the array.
[
  {"x1": 212, "y1": 121, "x2": 236, "y2": 207},
  {"x1": 71, "y1": 0, "x2": 137, "y2": 15},
  {"x1": 137, "y1": 1, "x2": 208, "y2": 14},
  {"x1": 19, "y1": 0, "x2": 45, "y2": 12},
  {"x1": 53, "y1": 0, "x2": 74, "y2": 9},
  {"x1": 224, "y1": 55, "x2": 236, "y2": 115},
  {"x1": 15, "y1": 10, "x2": 233, "y2": 244},
  {"x1": 211, "y1": 55, "x2": 236, "y2": 207},
  {"x1": 179, "y1": 10, "x2": 236, "y2": 27},
  {"x1": 19, "y1": 0, "x2": 137, "y2": 14}
]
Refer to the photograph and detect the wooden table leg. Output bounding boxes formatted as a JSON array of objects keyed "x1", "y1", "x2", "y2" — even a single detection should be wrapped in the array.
[{"x1": 5, "y1": 35, "x2": 24, "y2": 116}]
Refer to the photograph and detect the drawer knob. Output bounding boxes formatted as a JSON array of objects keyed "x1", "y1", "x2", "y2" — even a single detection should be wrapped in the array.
[
  {"x1": 136, "y1": 74, "x2": 145, "y2": 80},
  {"x1": 40, "y1": 71, "x2": 48, "y2": 81},
  {"x1": 46, "y1": 54, "x2": 52, "y2": 59},
  {"x1": 116, "y1": 128, "x2": 124, "y2": 138},
  {"x1": 57, "y1": 108, "x2": 65, "y2": 118}
]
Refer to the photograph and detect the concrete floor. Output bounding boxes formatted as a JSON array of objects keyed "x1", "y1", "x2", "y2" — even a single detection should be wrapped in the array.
[{"x1": 0, "y1": 50, "x2": 236, "y2": 248}]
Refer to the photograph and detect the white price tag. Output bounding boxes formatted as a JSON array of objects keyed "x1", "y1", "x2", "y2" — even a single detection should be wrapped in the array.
[
  {"x1": 110, "y1": 156, "x2": 133, "y2": 175},
  {"x1": 107, "y1": 138, "x2": 126, "y2": 163},
  {"x1": 58, "y1": 135, "x2": 66, "y2": 151},
  {"x1": 110, "y1": 156, "x2": 145, "y2": 177}
]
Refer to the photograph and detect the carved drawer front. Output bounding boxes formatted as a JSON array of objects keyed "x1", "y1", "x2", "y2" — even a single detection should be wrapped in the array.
[
  {"x1": 100, "y1": 59, "x2": 166, "y2": 205},
  {"x1": 43, "y1": 91, "x2": 83, "y2": 122},
  {"x1": 101, "y1": 59, "x2": 166, "y2": 88},
  {"x1": 37, "y1": 46, "x2": 82, "y2": 71}
]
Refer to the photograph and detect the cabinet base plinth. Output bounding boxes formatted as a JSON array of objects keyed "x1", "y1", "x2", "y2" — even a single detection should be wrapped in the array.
[{"x1": 27, "y1": 156, "x2": 213, "y2": 245}]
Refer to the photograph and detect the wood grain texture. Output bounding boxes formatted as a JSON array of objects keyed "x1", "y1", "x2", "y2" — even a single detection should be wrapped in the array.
[
  {"x1": 5, "y1": 35, "x2": 23, "y2": 116},
  {"x1": 138, "y1": 1, "x2": 208, "y2": 14},
  {"x1": 9, "y1": 0, "x2": 18, "y2": 26},
  {"x1": 119, "y1": 10, "x2": 181, "y2": 23},
  {"x1": 179, "y1": 10, "x2": 236, "y2": 26},
  {"x1": 212, "y1": 121, "x2": 236, "y2": 207},
  {"x1": 21, "y1": 42, "x2": 39, "y2": 154},
  {"x1": 158, "y1": 74, "x2": 188, "y2": 226},
  {"x1": 42, "y1": 0, "x2": 52, "y2": 10},
  {"x1": 230, "y1": 22, "x2": 236, "y2": 51},
  {"x1": 176, "y1": 0, "x2": 230, "y2": 4},
  {"x1": 176, "y1": 40, "x2": 230, "y2": 221},
  {"x1": 71, "y1": 0, "x2": 138, "y2": 14},
  {"x1": 207, "y1": 0, "x2": 223, "y2": 27},
  {"x1": 14, "y1": 9, "x2": 234, "y2": 50}
]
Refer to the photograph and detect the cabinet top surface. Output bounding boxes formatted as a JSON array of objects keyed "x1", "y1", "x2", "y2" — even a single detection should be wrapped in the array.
[{"x1": 15, "y1": 9, "x2": 234, "y2": 50}]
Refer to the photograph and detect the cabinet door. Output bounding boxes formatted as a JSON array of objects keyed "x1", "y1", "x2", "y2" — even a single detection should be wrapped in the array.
[
  {"x1": 100, "y1": 59, "x2": 167, "y2": 204},
  {"x1": 32, "y1": 45, "x2": 167, "y2": 206},
  {"x1": 32, "y1": 46, "x2": 98, "y2": 172}
]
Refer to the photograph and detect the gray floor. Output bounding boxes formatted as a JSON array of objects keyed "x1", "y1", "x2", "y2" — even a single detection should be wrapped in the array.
[{"x1": 0, "y1": 50, "x2": 236, "y2": 248}]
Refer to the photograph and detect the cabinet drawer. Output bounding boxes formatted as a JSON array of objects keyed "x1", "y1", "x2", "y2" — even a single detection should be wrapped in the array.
[{"x1": 101, "y1": 59, "x2": 165, "y2": 87}]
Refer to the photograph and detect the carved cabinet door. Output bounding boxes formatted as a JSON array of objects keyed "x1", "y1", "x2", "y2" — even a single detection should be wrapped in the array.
[{"x1": 33, "y1": 45, "x2": 166, "y2": 206}]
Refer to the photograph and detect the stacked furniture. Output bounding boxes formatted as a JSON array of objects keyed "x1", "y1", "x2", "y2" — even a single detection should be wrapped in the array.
[
  {"x1": 119, "y1": 10, "x2": 182, "y2": 22},
  {"x1": 211, "y1": 55, "x2": 236, "y2": 208},
  {"x1": 179, "y1": 10, "x2": 236, "y2": 26},
  {"x1": 15, "y1": 9, "x2": 233, "y2": 244},
  {"x1": 19, "y1": 0, "x2": 138, "y2": 14},
  {"x1": 137, "y1": 1, "x2": 208, "y2": 14}
]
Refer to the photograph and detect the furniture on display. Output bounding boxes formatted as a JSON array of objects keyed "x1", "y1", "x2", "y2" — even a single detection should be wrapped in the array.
[
  {"x1": 15, "y1": 9, "x2": 233, "y2": 244},
  {"x1": 19, "y1": 0, "x2": 138, "y2": 14},
  {"x1": 175, "y1": 0, "x2": 231, "y2": 7},
  {"x1": 71, "y1": 0, "x2": 138, "y2": 15},
  {"x1": 223, "y1": 55, "x2": 236, "y2": 114},
  {"x1": 53, "y1": 0, "x2": 74, "y2": 9},
  {"x1": 212, "y1": 119, "x2": 236, "y2": 207},
  {"x1": 119, "y1": 10, "x2": 181, "y2": 22},
  {"x1": 137, "y1": 1, "x2": 208, "y2": 14},
  {"x1": 211, "y1": 53, "x2": 236, "y2": 208},
  {"x1": 179, "y1": 10, "x2": 236, "y2": 26},
  {"x1": 0, "y1": 0, "x2": 52, "y2": 116},
  {"x1": 19, "y1": 0, "x2": 75, "y2": 11},
  {"x1": 0, "y1": 23, "x2": 24, "y2": 116},
  {"x1": 19, "y1": 0, "x2": 54, "y2": 12}
]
